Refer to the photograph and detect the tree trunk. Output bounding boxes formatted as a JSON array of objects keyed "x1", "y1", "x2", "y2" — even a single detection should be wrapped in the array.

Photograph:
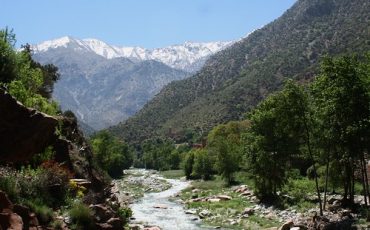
[
  {"x1": 363, "y1": 154, "x2": 370, "y2": 206},
  {"x1": 360, "y1": 155, "x2": 368, "y2": 206},
  {"x1": 350, "y1": 159, "x2": 355, "y2": 206},
  {"x1": 302, "y1": 115, "x2": 323, "y2": 216},
  {"x1": 323, "y1": 150, "x2": 330, "y2": 210}
]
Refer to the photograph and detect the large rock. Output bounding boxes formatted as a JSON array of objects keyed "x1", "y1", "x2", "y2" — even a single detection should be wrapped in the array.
[
  {"x1": 8, "y1": 213, "x2": 23, "y2": 230},
  {"x1": 278, "y1": 220, "x2": 293, "y2": 230},
  {"x1": 0, "y1": 191, "x2": 13, "y2": 211},
  {"x1": 0, "y1": 89, "x2": 58, "y2": 163},
  {"x1": 90, "y1": 204, "x2": 114, "y2": 223}
]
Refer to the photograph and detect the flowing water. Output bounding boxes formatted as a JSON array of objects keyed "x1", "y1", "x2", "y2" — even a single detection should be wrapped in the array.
[{"x1": 130, "y1": 171, "x2": 210, "y2": 230}]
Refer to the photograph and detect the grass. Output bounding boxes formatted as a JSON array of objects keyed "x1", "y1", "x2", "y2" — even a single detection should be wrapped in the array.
[
  {"x1": 68, "y1": 202, "x2": 95, "y2": 230},
  {"x1": 160, "y1": 170, "x2": 185, "y2": 179}
]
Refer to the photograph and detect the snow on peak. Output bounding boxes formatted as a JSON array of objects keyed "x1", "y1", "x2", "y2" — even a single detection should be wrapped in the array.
[
  {"x1": 33, "y1": 37, "x2": 233, "y2": 71},
  {"x1": 34, "y1": 36, "x2": 76, "y2": 52}
]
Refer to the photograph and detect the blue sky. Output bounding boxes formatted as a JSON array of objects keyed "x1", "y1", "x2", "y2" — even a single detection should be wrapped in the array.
[{"x1": 1, "y1": 0, "x2": 296, "y2": 48}]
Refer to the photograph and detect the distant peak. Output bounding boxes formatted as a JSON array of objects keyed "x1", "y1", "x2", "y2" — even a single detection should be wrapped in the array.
[{"x1": 33, "y1": 36, "x2": 235, "y2": 71}]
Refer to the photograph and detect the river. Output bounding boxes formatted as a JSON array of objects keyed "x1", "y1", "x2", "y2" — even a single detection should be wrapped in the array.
[{"x1": 129, "y1": 171, "x2": 211, "y2": 230}]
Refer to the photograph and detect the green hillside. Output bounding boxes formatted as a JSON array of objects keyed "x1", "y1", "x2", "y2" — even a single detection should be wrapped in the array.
[{"x1": 110, "y1": 0, "x2": 370, "y2": 144}]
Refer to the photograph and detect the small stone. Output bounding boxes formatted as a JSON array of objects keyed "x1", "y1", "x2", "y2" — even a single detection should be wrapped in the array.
[
  {"x1": 199, "y1": 210, "x2": 211, "y2": 219},
  {"x1": 243, "y1": 208, "x2": 254, "y2": 215},
  {"x1": 192, "y1": 189, "x2": 200, "y2": 193},
  {"x1": 216, "y1": 195, "x2": 232, "y2": 201},
  {"x1": 185, "y1": 209, "x2": 197, "y2": 215},
  {"x1": 153, "y1": 204, "x2": 168, "y2": 209}
]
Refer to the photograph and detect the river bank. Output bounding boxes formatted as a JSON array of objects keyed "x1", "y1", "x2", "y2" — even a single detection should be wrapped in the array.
[
  {"x1": 113, "y1": 169, "x2": 369, "y2": 230},
  {"x1": 114, "y1": 169, "x2": 212, "y2": 230}
]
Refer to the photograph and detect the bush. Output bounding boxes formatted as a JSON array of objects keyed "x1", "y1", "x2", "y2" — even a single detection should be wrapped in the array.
[
  {"x1": 0, "y1": 168, "x2": 19, "y2": 201},
  {"x1": 68, "y1": 202, "x2": 95, "y2": 230},
  {"x1": 0, "y1": 164, "x2": 70, "y2": 208},
  {"x1": 51, "y1": 220, "x2": 64, "y2": 230},
  {"x1": 117, "y1": 207, "x2": 132, "y2": 224},
  {"x1": 25, "y1": 199, "x2": 54, "y2": 224}
]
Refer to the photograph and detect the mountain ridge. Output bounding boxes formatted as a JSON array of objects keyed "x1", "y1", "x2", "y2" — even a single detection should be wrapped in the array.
[
  {"x1": 109, "y1": 0, "x2": 370, "y2": 144},
  {"x1": 33, "y1": 36, "x2": 233, "y2": 72}
]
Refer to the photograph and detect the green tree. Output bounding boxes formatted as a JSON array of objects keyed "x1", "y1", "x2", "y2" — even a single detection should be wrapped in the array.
[
  {"x1": 244, "y1": 81, "x2": 308, "y2": 201},
  {"x1": 311, "y1": 55, "x2": 370, "y2": 207},
  {"x1": 91, "y1": 131, "x2": 133, "y2": 178},
  {"x1": 0, "y1": 28, "x2": 17, "y2": 83},
  {"x1": 183, "y1": 151, "x2": 195, "y2": 180},
  {"x1": 208, "y1": 121, "x2": 248, "y2": 185},
  {"x1": 192, "y1": 149, "x2": 213, "y2": 180},
  {"x1": 0, "y1": 28, "x2": 60, "y2": 115}
]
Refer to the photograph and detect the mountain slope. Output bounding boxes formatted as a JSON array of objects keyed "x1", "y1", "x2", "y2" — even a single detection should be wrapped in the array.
[
  {"x1": 34, "y1": 37, "x2": 232, "y2": 72},
  {"x1": 34, "y1": 49, "x2": 188, "y2": 129},
  {"x1": 110, "y1": 0, "x2": 370, "y2": 144},
  {"x1": 33, "y1": 38, "x2": 231, "y2": 130}
]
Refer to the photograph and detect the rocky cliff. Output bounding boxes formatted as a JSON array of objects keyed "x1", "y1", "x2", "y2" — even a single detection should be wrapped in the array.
[{"x1": 0, "y1": 88, "x2": 125, "y2": 229}]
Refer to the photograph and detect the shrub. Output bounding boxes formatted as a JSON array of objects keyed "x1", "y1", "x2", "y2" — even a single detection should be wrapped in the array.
[
  {"x1": 0, "y1": 167, "x2": 19, "y2": 201},
  {"x1": 68, "y1": 202, "x2": 95, "y2": 230},
  {"x1": 51, "y1": 220, "x2": 64, "y2": 230},
  {"x1": 117, "y1": 207, "x2": 132, "y2": 224},
  {"x1": 25, "y1": 199, "x2": 54, "y2": 224}
]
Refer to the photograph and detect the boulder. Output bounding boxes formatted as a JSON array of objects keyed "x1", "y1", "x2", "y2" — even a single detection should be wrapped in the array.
[
  {"x1": 90, "y1": 204, "x2": 114, "y2": 222},
  {"x1": 28, "y1": 213, "x2": 39, "y2": 227},
  {"x1": 0, "y1": 191, "x2": 13, "y2": 211},
  {"x1": 13, "y1": 204, "x2": 30, "y2": 228},
  {"x1": 69, "y1": 179, "x2": 92, "y2": 189},
  {"x1": 107, "y1": 217, "x2": 123, "y2": 229},
  {"x1": 8, "y1": 213, "x2": 23, "y2": 230},
  {"x1": 0, "y1": 89, "x2": 58, "y2": 163},
  {"x1": 278, "y1": 220, "x2": 293, "y2": 230},
  {"x1": 96, "y1": 223, "x2": 113, "y2": 230}
]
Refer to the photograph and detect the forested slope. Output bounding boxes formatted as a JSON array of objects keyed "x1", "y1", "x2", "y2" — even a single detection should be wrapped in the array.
[{"x1": 111, "y1": 0, "x2": 370, "y2": 144}]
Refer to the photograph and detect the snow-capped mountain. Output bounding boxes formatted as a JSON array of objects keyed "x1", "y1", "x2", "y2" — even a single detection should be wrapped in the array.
[
  {"x1": 32, "y1": 36, "x2": 233, "y2": 131},
  {"x1": 33, "y1": 36, "x2": 232, "y2": 72}
]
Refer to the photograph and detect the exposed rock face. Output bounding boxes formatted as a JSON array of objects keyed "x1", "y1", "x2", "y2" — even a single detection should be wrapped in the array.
[
  {"x1": 0, "y1": 89, "x2": 129, "y2": 228},
  {"x1": 0, "y1": 88, "x2": 106, "y2": 192},
  {"x1": 0, "y1": 89, "x2": 58, "y2": 163}
]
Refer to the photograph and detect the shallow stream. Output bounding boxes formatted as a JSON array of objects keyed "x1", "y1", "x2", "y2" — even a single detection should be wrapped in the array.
[{"x1": 129, "y1": 171, "x2": 210, "y2": 230}]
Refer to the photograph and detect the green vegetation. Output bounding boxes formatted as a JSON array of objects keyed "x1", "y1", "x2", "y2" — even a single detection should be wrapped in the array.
[
  {"x1": 177, "y1": 55, "x2": 370, "y2": 220},
  {"x1": 0, "y1": 28, "x2": 60, "y2": 115},
  {"x1": 68, "y1": 202, "x2": 95, "y2": 230},
  {"x1": 110, "y1": 0, "x2": 370, "y2": 146},
  {"x1": 131, "y1": 138, "x2": 190, "y2": 171},
  {"x1": 180, "y1": 176, "x2": 280, "y2": 229},
  {"x1": 160, "y1": 170, "x2": 185, "y2": 179},
  {"x1": 90, "y1": 130, "x2": 134, "y2": 178}
]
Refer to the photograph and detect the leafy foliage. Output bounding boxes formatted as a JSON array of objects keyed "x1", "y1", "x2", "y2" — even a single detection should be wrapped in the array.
[
  {"x1": 0, "y1": 28, "x2": 60, "y2": 115},
  {"x1": 90, "y1": 131, "x2": 133, "y2": 178}
]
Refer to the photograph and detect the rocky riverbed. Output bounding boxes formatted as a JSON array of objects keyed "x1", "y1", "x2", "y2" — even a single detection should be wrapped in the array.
[
  {"x1": 112, "y1": 170, "x2": 369, "y2": 230},
  {"x1": 113, "y1": 169, "x2": 212, "y2": 230}
]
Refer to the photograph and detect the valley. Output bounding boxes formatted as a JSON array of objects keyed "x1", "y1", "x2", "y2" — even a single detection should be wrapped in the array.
[{"x1": 1, "y1": 0, "x2": 370, "y2": 229}]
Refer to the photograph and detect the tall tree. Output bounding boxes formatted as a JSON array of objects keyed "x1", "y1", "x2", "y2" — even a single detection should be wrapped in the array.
[
  {"x1": 208, "y1": 121, "x2": 248, "y2": 185},
  {"x1": 311, "y1": 55, "x2": 370, "y2": 207}
]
